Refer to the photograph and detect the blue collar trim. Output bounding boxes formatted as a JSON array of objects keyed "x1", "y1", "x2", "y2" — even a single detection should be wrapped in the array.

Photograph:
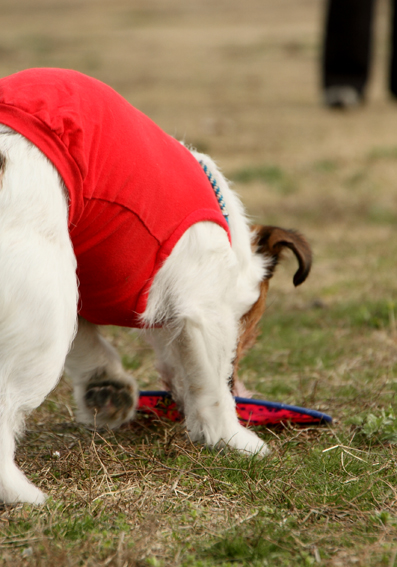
[{"x1": 199, "y1": 160, "x2": 229, "y2": 225}]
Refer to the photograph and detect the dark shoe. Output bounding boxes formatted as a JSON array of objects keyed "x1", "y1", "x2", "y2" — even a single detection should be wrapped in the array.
[{"x1": 324, "y1": 86, "x2": 362, "y2": 108}]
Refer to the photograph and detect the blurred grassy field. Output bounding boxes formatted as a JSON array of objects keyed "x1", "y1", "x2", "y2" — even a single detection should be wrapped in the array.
[{"x1": 1, "y1": 0, "x2": 397, "y2": 566}]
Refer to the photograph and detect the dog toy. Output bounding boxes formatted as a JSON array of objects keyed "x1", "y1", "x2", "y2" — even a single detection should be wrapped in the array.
[{"x1": 137, "y1": 391, "x2": 332, "y2": 426}]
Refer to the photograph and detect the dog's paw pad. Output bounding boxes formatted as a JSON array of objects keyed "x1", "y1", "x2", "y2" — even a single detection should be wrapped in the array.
[{"x1": 84, "y1": 378, "x2": 136, "y2": 426}]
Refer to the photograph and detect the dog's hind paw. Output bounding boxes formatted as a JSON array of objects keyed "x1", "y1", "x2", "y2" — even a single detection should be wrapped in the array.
[
  {"x1": 82, "y1": 372, "x2": 138, "y2": 429},
  {"x1": 0, "y1": 467, "x2": 46, "y2": 505}
]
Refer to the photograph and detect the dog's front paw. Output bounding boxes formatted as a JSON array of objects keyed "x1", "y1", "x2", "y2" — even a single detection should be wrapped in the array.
[
  {"x1": 225, "y1": 426, "x2": 270, "y2": 457},
  {"x1": 81, "y1": 372, "x2": 138, "y2": 429},
  {"x1": 187, "y1": 414, "x2": 269, "y2": 457}
]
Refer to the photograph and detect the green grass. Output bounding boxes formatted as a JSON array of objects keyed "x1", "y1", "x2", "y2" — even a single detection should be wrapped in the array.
[
  {"x1": 230, "y1": 164, "x2": 297, "y2": 195},
  {"x1": 2, "y1": 293, "x2": 397, "y2": 566}
]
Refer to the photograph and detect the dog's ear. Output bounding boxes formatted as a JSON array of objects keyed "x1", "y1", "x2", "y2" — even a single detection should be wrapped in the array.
[{"x1": 252, "y1": 225, "x2": 312, "y2": 286}]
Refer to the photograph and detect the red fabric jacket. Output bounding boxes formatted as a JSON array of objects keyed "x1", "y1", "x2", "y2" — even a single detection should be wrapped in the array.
[{"x1": 0, "y1": 68, "x2": 230, "y2": 327}]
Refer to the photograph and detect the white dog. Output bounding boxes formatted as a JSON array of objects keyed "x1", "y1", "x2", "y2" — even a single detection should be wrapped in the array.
[{"x1": 0, "y1": 69, "x2": 311, "y2": 505}]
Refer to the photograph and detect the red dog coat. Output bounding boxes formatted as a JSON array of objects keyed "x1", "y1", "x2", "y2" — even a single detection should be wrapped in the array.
[{"x1": 0, "y1": 68, "x2": 230, "y2": 327}]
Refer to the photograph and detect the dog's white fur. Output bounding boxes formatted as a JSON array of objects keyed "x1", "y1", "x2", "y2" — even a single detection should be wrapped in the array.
[{"x1": 0, "y1": 125, "x2": 271, "y2": 505}]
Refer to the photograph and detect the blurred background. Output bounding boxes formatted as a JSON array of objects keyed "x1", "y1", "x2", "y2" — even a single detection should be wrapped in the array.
[{"x1": 1, "y1": 0, "x2": 397, "y2": 382}]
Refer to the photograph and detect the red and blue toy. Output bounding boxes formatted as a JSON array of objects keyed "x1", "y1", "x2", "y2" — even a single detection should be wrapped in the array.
[{"x1": 138, "y1": 391, "x2": 332, "y2": 427}]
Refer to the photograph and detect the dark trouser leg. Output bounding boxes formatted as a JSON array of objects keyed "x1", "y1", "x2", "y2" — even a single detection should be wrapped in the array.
[
  {"x1": 389, "y1": 0, "x2": 397, "y2": 97},
  {"x1": 322, "y1": 0, "x2": 376, "y2": 105}
]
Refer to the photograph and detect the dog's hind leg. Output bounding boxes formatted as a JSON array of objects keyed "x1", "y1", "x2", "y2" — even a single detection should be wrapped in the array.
[
  {"x1": 143, "y1": 222, "x2": 269, "y2": 456},
  {"x1": 65, "y1": 318, "x2": 138, "y2": 429},
  {"x1": 0, "y1": 129, "x2": 78, "y2": 503}
]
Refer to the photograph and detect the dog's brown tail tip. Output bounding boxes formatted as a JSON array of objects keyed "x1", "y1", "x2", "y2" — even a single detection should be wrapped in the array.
[
  {"x1": 274, "y1": 228, "x2": 312, "y2": 287},
  {"x1": 293, "y1": 261, "x2": 311, "y2": 287}
]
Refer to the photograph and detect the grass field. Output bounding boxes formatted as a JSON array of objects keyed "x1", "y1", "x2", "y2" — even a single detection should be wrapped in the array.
[{"x1": 1, "y1": 0, "x2": 397, "y2": 565}]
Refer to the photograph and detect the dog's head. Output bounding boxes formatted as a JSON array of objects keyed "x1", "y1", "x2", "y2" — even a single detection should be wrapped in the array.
[{"x1": 232, "y1": 225, "x2": 312, "y2": 388}]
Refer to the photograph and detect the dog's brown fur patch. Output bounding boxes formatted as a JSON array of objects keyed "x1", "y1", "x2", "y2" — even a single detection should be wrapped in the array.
[
  {"x1": 231, "y1": 225, "x2": 312, "y2": 388},
  {"x1": 0, "y1": 151, "x2": 6, "y2": 188},
  {"x1": 232, "y1": 278, "x2": 269, "y2": 387}
]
